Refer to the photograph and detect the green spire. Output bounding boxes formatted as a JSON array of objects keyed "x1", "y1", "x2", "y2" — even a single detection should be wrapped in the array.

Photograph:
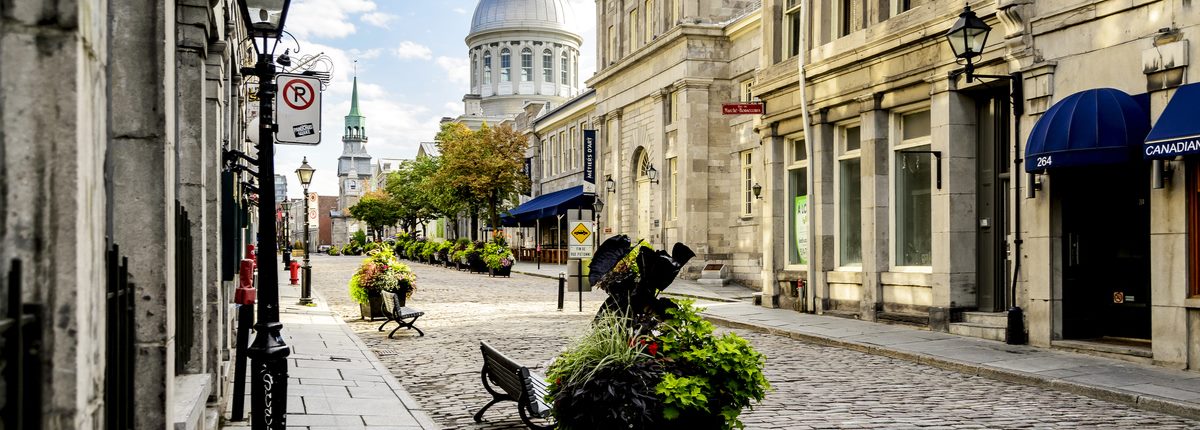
[{"x1": 348, "y1": 76, "x2": 361, "y2": 117}]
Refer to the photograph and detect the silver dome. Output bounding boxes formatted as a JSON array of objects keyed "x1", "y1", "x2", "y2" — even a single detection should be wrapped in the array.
[{"x1": 469, "y1": 0, "x2": 577, "y2": 36}]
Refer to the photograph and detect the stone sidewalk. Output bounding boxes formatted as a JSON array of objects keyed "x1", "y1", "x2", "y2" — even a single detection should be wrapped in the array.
[
  {"x1": 522, "y1": 258, "x2": 1200, "y2": 420},
  {"x1": 222, "y1": 275, "x2": 439, "y2": 430}
]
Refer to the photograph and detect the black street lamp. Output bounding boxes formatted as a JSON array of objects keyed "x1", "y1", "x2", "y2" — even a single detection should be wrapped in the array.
[
  {"x1": 238, "y1": 0, "x2": 293, "y2": 428},
  {"x1": 605, "y1": 175, "x2": 616, "y2": 193},
  {"x1": 943, "y1": 6, "x2": 1027, "y2": 345},
  {"x1": 752, "y1": 182, "x2": 763, "y2": 200},
  {"x1": 945, "y1": 6, "x2": 991, "y2": 83},
  {"x1": 295, "y1": 157, "x2": 315, "y2": 306}
]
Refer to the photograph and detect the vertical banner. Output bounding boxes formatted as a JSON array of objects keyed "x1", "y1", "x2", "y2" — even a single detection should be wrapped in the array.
[
  {"x1": 583, "y1": 130, "x2": 596, "y2": 184},
  {"x1": 523, "y1": 157, "x2": 533, "y2": 196}
]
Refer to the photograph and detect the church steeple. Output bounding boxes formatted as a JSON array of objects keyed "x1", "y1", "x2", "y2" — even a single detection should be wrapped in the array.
[{"x1": 349, "y1": 76, "x2": 362, "y2": 117}]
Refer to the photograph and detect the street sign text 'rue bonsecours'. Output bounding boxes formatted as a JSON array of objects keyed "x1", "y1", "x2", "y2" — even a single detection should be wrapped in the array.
[
  {"x1": 722, "y1": 102, "x2": 764, "y2": 115},
  {"x1": 275, "y1": 73, "x2": 322, "y2": 145}
]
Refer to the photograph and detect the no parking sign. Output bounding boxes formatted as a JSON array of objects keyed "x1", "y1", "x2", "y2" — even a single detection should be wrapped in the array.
[{"x1": 275, "y1": 73, "x2": 322, "y2": 145}]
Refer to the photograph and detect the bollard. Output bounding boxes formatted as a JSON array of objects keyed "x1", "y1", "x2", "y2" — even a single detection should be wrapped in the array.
[
  {"x1": 557, "y1": 273, "x2": 565, "y2": 311},
  {"x1": 282, "y1": 247, "x2": 292, "y2": 271},
  {"x1": 230, "y1": 304, "x2": 254, "y2": 421},
  {"x1": 289, "y1": 261, "x2": 299, "y2": 285}
]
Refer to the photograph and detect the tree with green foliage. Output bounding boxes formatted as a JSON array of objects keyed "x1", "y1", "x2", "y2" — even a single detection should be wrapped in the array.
[
  {"x1": 432, "y1": 122, "x2": 529, "y2": 240},
  {"x1": 347, "y1": 191, "x2": 400, "y2": 241},
  {"x1": 385, "y1": 156, "x2": 461, "y2": 238}
]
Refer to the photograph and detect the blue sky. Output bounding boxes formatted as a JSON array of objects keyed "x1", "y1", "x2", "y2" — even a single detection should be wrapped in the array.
[{"x1": 276, "y1": 0, "x2": 596, "y2": 198}]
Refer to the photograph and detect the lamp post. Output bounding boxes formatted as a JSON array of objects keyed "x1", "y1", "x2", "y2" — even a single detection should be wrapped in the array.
[
  {"x1": 237, "y1": 0, "x2": 294, "y2": 428},
  {"x1": 944, "y1": 6, "x2": 1027, "y2": 345},
  {"x1": 281, "y1": 200, "x2": 292, "y2": 270},
  {"x1": 296, "y1": 157, "x2": 315, "y2": 305}
]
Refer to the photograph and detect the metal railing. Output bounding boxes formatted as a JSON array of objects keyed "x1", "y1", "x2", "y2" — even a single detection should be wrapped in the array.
[
  {"x1": 2, "y1": 259, "x2": 44, "y2": 430},
  {"x1": 175, "y1": 202, "x2": 195, "y2": 374},
  {"x1": 105, "y1": 245, "x2": 135, "y2": 430}
]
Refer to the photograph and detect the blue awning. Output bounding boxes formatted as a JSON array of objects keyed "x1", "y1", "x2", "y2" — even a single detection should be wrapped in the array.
[
  {"x1": 1145, "y1": 83, "x2": 1200, "y2": 159},
  {"x1": 500, "y1": 186, "x2": 592, "y2": 227},
  {"x1": 1025, "y1": 88, "x2": 1150, "y2": 172}
]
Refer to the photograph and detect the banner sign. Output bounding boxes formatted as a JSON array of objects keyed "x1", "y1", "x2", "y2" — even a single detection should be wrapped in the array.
[
  {"x1": 522, "y1": 158, "x2": 533, "y2": 196},
  {"x1": 583, "y1": 130, "x2": 596, "y2": 184}
]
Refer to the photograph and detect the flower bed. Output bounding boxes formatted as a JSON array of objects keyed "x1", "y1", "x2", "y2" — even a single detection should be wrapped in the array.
[{"x1": 544, "y1": 235, "x2": 769, "y2": 429}]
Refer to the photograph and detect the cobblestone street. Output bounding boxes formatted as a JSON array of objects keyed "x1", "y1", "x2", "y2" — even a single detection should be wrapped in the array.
[{"x1": 307, "y1": 255, "x2": 1200, "y2": 429}]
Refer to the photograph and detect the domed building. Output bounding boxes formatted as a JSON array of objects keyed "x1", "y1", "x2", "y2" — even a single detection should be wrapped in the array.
[{"x1": 450, "y1": 0, "x2": 583, "y2": 127}]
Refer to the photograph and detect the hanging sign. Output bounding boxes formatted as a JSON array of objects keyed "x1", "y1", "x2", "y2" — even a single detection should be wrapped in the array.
[
  {"x1": 275, "y1": 73, "x2": 322, "y2": 145},
  {"x1": 583, "y1": 130, "x2": 597, "y2": 184}
]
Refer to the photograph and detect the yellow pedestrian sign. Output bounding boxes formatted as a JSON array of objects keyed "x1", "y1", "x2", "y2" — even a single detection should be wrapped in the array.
[
  {"x1": 569, "y1": 221, "x2": 595, "y2": 258},
  {"x1": 571, "y1": 223, "x2": 592, "y2": 244}
]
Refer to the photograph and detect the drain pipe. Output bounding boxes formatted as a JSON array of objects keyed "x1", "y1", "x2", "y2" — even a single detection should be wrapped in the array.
[
  {"x1": 798, "y1": 5, "x2": 816, "y2": 314},
  {"x1": 1007, "y1": 71, "x2": 1027, "y2": 345}
]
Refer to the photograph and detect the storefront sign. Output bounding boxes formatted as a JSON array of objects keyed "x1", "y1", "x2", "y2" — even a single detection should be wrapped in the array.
[{"x1": 1145, "y1": 137, "x2": 1200, "y2": 158}]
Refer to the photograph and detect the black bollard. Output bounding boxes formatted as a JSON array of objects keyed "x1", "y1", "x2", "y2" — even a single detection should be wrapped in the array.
[
  {"x1": 231, "y1": 304, "x2": 254, "y2": 421},
  {"x1": 557, "y1": 273, "x2": 565, "y2": 311}
]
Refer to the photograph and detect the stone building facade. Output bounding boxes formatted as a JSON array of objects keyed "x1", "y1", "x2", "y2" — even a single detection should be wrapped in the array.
[
  {"x1": 589, "y1": 0, "x2": 764, "y2": 285},
  {"x1": 749, "y1": 0, "x2": 1200, "y2": 371},
  {"x1": 0, "y1": 0, "x2": 265, "y2": 427}
]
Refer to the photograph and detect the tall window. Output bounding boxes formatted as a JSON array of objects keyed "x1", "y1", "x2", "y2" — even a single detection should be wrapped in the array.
[
  {"x1": 543, "y1": 139, "x2": 550, "y2": 176},
  {"x1": 895, "y1": 110, "x2": 932, "y2": 267},
  {"x1": 741, "y1": 151, "x2": 754, "y2": 215},
  {"x1": 667, "y1": 90, "x2": 679, "y2": 124},
  {"x1": 668, "y1": 157, "x2": 678, "y2": 220},
  {"x1": 521, "y1": 48, "x2": 533, "y2": 82},
  {"x1": 561, "y1": 52, "x2": 569, "y2": 85},
  {"x1": 671, "y1": 0, "x2": 680, "y2": 25},
  {"x1": 785, "y1": 0, "x2": 802, "y2": 59},
  {"x1": 740, "y1": 80, "x2": 753, "y2": 102},
  {"x1": 483, "y1": 51, "x2": 492, "y2": 83},
  {"x1": 788, "y1": 138, "x2": 809, "y2": 265},
  {"x1": 629, "y1": 8, "x2": 639, "y2": 51},
  {"x1": 838, "y1": 125, "x2": 862, "y2": 267},
  {"x1": 840, "y1": 0, "x2": 852, "y2": 37},
  {"x1": 892, "y1": 0, "x2": 913, "y2": 15},
  {"x1": 500, "y1": 48, "x2": 511, "y2": 82},
  {"x1": 558, "y1": 131, "x2": 567, "y2": 174},
  {"x1": 644, "y1": 0, "x2": 655, "y2": 43},
  {"x1": 543, "y1": 49, "x2": 554, "y2": 83}
]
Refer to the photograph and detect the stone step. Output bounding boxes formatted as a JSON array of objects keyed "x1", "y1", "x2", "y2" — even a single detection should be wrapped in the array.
[
  {"x1": 172, "y1": 374, "x2": 212, "y2": 430},
  {"x1": 961, "y1": 311, "x2": 1008, "y2": 327},
  {"x1": 877, "y1": 311, "x2": 928, "y2": 327},
  {"x1": 949, "y1": 322, "x2": 1007, "y2": 342}
]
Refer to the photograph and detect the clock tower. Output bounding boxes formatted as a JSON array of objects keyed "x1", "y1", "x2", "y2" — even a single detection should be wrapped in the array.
[{"x1": 337, "y1": 76, "x2": 372, "y2": 212}]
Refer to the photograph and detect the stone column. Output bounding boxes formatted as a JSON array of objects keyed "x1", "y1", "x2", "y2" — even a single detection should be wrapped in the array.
[
  {"x1": 810, "y1": 117, "x2": 835, "y2": 313},
  {"x1": 1, "y1": 0, "x2": 110, "y2": 427},
  {"x1": 859, "y1": 101, "x2": 890, "y2": 322},
  {"x1": 204, "y1": 41, "x2": 228, "y2": 395},
  {"x1": 677, "y1": 79, "x2": 713, "y2": 257},
  {"x1": 176, "y1": 0, "x2": 210, "y2": 375},
  {"x1": 929, "y1": 85, "x2": 978, "y2": 331},
  {"x1": 759, "y1": 124, "x2": 786, "y2": 308},
  {"x1": 109, "y1": 0, "x2": 177, "y2": 427}
]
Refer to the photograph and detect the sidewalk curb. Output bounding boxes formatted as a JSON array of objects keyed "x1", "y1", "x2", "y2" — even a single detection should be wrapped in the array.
[
  {"x1": 511, "y1": 269, "x2": 560, "y2": 280},
  {"x1": 701, "y1": 313, "x2": 1200, "y2": 422},
  {"x1": 661, "y1": 291, "x2": 738, "y2": 303},
  {"x1": 313, "y1": 290, "x2": 442, "y2": 430}
]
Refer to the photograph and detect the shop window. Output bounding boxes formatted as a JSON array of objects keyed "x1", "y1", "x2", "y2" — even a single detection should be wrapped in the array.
[
  {"x1": 838, "y1": 125, "x2": 862, "y2": 267},
  {"x1": 788, "y1": 137, "x2": 809, "y2": 266},
  {"x1": 895, "y1": 110, "x2": 932, "y2": 267}
]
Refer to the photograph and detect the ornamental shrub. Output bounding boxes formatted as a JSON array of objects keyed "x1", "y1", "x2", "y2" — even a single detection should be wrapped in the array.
[
  {"x1": 481, "y1": 242, "x2": 515, "y2": 270},
  {"x1": 347, "y1": 247, "x2": 417, "y2": 305}
]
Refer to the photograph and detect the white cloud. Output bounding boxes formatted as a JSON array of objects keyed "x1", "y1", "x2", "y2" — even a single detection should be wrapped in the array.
[
  {"x1": 435, "y1": 56, "x2": 470, "y2": 88},
  {"x1": 361, "y1": 12, "x2": 396, "y2": 28},
  {"x1": 566, "y1": 0, "x2": 598, "y2": 85},
  {"x1": 287, "y1": 0, "x2": 377, "y2": 39},
  {"x1": 444, "y1": 102, "x2": 462, "y2": 115},
  {"x1": 349, "y1": 48, "x2": 383, "y2": 60},
  {"x1": 453, "y1": 7, "x2": 468, "y2": 14},
  {"x1": 395, "y1": 41, "x2": 433, "y2": 60}
]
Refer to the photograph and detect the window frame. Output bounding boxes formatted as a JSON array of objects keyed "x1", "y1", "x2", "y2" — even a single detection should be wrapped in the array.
[
  {"x1": 500, "y1": 48, "x2": 511, "y2": 82},
  {"x1": 740, "y1": 150, "x2": 754, "y2": 216},
  {"x1": 786, "y1": 135, "x2": 809, "y2": 269},
  {"x1": 644, "y1": 0, "x2": 655, "y2": 44},
  {"x1": 890, "y1": 108, "x2": 934, "y2": 271},
  {"x1": 561, "y1": 52, "x2": 569, "y2": 84},
  {"x1": 667, "y1": 90, "x2": 679, "y2": 125},
  {"x1": 483, "y1": 51, "x2": 492, "y2": 83},
  {"x1": 784, "y1": 0, "x2": 803, "y2": 59},
  {"x1": 668, "y1": 157, "x2": 678, "y2": 220},
  {"x1": 521, "y1": 48, "x2": 533, "y2": 82},
  {"x1": 543, "y1": 49, "x2": 554, "y2": 83},
  {"x1": 629, "y1": 8, "x2": 639, "y2": 52},
  {"x1": 835, "y1": 123, "x2": 863, "y2": 269}
]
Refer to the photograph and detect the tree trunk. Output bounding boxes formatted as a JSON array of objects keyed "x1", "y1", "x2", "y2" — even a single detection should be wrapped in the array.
[{"x1": 470, "y1": 206, "x2": 479, "y2": 242}]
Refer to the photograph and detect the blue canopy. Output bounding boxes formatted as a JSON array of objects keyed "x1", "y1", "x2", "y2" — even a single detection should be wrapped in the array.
[
  {"x1": 1025, "y1": 88, "x2": 1150, "y2": 172},
  {"x1": 1145, "y1": 83, "x2": 1200, "y2": 159},
  {"x1": 500, "y1": 186, "x2": 593, "y2": 227}
]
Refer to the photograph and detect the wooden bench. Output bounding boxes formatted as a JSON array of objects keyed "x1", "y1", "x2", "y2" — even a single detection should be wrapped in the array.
[
  {"x1": 378, "y1": 290, "x2": 424, "y2": 338},
  {"x1": 474, "y1": 341, "x2": 554, "y2": 429}
]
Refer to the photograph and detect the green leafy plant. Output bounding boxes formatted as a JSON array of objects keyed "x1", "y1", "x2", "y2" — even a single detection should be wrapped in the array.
[
  {"x1": 327, "y1": 246, "x2": 341, "y2": 256},
  {"x1": 481, "y1": 241, "x2": 515, "y2": 270},
  {"x1": 347, "y1": 247, "x2": 417, "y2": 304}
]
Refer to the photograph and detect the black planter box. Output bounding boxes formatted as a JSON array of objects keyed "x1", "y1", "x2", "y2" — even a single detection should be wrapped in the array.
[
  {"x1": 360, "y1": 294, "x2": 386, "y2": 321},
  {"x1": 489, "y1": 266, "x2": 511, "y2": 277}
]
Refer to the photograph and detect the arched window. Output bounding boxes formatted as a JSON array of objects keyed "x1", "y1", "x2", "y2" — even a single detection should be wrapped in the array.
[
  {"x1": 521, "y1": 48, "x2": 533, "y2": 82},
  {"x1": 543, "y1": 49, "x2": 554, "y2": 83},
  {"x1": 483, "y1": 51, "x2": 492, "y2": 83},
  {"x1": 560, "y1": 52, "x2": 569, "y2": 85},
  {"x1": 500, "y1": 48, "x2": 511, "y2": 82}
]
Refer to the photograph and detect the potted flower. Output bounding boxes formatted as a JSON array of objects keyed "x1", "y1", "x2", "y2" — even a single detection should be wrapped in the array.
[
  {"x1": 348, "y1": 247, "x2": 416, "y2": 321},
  {"x1": 482, "y1": 242, "x2": 515, "y2": 277},
  {"x1": 544, "y1": 235, "x2": 770, "y2": 429},
  {"x1": 467, "y1": 241, "x2": 488, "y2": 273},
  {"x1": 438, "y1": 242, "x2": 454, "y2": 267}
]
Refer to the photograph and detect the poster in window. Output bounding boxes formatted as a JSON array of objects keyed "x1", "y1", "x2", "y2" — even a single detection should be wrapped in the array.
[{"x1": 795, "y1": 195, "x2": 808, "y2": 265}]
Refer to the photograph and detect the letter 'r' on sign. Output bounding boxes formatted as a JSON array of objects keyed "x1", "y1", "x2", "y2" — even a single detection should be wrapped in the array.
[{"x1": 275, "y1": 73, "x2": 322, "y2": 145}]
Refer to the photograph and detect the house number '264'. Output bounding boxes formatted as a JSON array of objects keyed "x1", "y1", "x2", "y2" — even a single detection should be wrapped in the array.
[{"x1": 1035, "y1": 156, "x2": 1053, "y2": 168}]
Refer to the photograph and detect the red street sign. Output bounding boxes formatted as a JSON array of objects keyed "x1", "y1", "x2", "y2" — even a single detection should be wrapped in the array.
[{"x1": 723, "y1": 102, "x2": 764, "y2": 115}]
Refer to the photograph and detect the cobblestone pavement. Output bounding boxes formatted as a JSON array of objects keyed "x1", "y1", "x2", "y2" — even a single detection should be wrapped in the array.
[{"x1": 307, "y1": 255, "x2": 1200, "y2": 429}]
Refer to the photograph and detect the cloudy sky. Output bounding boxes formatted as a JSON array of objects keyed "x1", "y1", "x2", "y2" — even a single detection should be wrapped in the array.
[{"x1": 275, "y1": 0, "x2": 597, "y2": 198}]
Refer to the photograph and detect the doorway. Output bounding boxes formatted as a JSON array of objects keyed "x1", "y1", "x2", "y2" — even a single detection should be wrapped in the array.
[
  {"x1": 977, "y1": 93, "x2": 1011, "y2": 312},
  {"x1": 635, "y1": 149, "x2": 652, "y2": 241},
  {"x1": 1058, "y1": 164, "x2": 1151, "y2": 341}
]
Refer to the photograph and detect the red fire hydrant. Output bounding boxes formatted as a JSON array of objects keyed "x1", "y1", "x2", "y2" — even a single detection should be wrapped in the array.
[
  {"x1": 289, "y1": 261, "x2": 300, "y2": 285},
  {"x1": 245, "y1": 244, "x2": 257, "y2": 269},
  {"x1": 235, "y1": 258, "x2": 257, "y2": 305}
]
